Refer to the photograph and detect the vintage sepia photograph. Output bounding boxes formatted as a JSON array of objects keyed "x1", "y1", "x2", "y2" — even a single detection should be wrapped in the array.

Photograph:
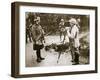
[
  {"x1": 11, "y1": 2, "x2": 97, "y2": 77},
  {"x1": 25, "y1": 12, "x2": 90, "y2": 67}
]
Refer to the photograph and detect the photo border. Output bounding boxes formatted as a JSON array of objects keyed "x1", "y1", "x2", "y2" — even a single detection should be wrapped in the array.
[{"x1": 11, "y1": 2, "x2": 98, "y2": 78}]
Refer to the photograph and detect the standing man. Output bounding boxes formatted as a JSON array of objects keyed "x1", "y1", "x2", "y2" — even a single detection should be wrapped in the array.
[
  {"x1": 31, "y1": 17, "x2": 45, "y2": 62},
  {"x1": 67, "y1": 18, "x2": 80, "y2": 65}
]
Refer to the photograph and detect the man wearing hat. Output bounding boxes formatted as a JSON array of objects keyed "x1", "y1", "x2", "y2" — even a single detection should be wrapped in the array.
[
  {"x1": 67, "y1": 18, "x2": 80, "y2": 65},
  {"x1": 31, "y1": 17, "x2": 45, "y2": 62}
]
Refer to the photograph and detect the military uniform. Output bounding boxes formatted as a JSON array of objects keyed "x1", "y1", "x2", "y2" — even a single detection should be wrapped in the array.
[{"x1": 31, "y1": 18, "x2": 45, "y2": 62}]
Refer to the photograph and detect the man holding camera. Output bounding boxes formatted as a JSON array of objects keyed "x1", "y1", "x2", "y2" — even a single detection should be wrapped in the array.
[{"x1": 67, "y1": 18, "x2": 80, "y2": 65}]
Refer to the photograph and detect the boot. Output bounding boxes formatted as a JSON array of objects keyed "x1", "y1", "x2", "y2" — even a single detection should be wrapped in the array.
[{"x1": 36, "y1": 58, "x2": 41, "y2": 62}]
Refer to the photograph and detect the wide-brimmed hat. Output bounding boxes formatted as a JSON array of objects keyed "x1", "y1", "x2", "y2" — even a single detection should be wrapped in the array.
[
  {"x1": 69, "y1": 18, "x2": 77, "y2": 24},
  {"x1": 34, "y1": 19, "x2": 39, "y2": 22}
]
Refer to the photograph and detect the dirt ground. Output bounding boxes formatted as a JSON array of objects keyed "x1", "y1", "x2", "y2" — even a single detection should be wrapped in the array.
[{"x1": 26, "y1": 35, "x2": 89, "y2": 67}]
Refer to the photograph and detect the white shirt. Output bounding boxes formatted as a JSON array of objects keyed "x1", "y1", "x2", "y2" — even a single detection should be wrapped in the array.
[{"x1": 67, "y1": 25, "x2": 80, "y2": 48}]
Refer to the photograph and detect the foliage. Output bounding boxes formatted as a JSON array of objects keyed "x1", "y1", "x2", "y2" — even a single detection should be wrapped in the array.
[{"x1": 26, "y1": 12, "x2": 89, "y2": 34}]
